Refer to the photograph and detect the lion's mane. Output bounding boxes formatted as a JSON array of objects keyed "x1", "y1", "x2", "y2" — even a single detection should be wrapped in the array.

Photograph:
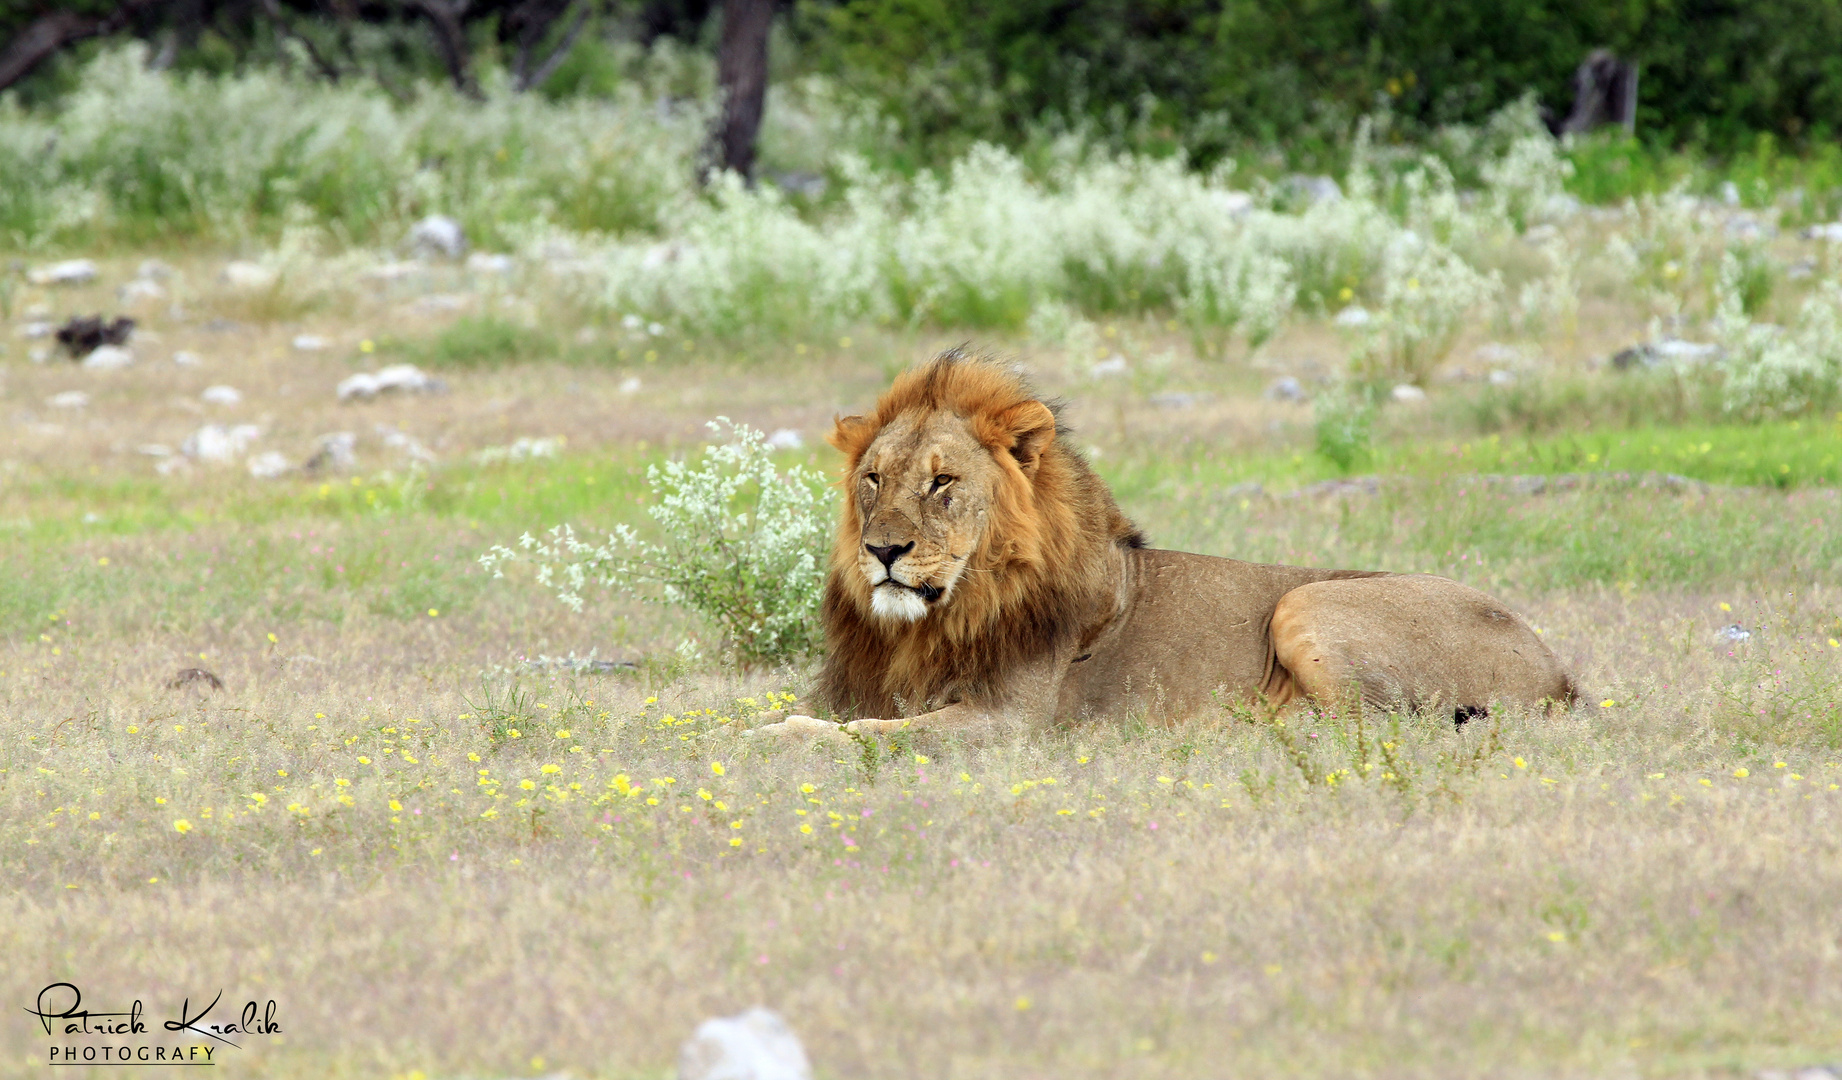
[{"x1": 816, "y1": 352, "x2": 1145, "y2": 719}]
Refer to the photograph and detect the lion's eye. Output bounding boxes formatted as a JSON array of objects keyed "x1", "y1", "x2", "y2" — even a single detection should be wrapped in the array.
[
  {"x1": 864, "y1": 472, "x2": 880, "y2": 485},
  {"x1": 931, "y1": 474, "x2": 953, "y2": 492}
]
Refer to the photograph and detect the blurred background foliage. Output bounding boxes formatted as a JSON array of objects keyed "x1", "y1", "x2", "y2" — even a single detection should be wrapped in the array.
[{"x1": 6, "y1": 0, "x2": 1842, "y2": 166}]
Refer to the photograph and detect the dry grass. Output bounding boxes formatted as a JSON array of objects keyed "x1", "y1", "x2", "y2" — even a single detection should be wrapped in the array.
[{"x1": 3, "y1": 252, "x2": 1842, "y2": 1080}]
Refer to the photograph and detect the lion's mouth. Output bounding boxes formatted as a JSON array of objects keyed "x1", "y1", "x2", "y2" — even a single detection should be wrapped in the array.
[{"x1": 879, "y1": 580, "x2": 943, "y2": 604}]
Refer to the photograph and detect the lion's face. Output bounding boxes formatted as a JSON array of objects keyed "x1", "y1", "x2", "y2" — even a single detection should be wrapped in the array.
[
  {"x1": 834, "y1": 398, "x2": 1057, "y2": 624},
  {"x1": 848, "y1": 410, "x2": 996, "y2": 621}
]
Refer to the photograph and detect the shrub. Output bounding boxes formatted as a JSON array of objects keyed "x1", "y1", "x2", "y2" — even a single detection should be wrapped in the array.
[{"x1": 480, "y1": 420, "x2": 831, "y2": 665}]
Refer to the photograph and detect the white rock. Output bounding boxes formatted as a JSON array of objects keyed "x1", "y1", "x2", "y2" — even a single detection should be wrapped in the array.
[
  {"x1": 1651, "y1": 339, "x2": 1720, "y2": 361},
  {"x1": 119, "y1": 279, "x2": 166, "y2": 303},
  {"x1": 1717, "y1": 623, "x2": 1753, "y2": 644},
  {"x1": 137, "y1": 444, "x2": 174, "y2": 457},
  {"x1": 648, "y1": 322, "x2": 666, "y2": 337},
  {"x1": 1800, "y1": 222, "x2": 1842, "y2": 242},
  {"x1": 465, "y1": 252, "x2": 515, "y2": 274},
  {"x1": 82, "y1": 345, "x2": 135, "y2": 370},
  {"x1": 48, "y1": 391, "x2": 91, "y2": 409},
  {"x1": 621, "y1": 314, "x2": 645, "y2": 331},
  {"x1": 28, "y1": 347, "x2": 51, "y2": 364},
  {"x1": 1091, "y1": 355, "x2": 1129, "y2": 377},
  {"x1": 19, "y1": 320, "x2": 55, "y2": 339},
  {"x1": 307, "y1": 431, "x2": 359, "y2": 470},
  {"x1": 766, "y1": 428, "x2": 804, "y2": 451},
  {"x1": 377, "y1": 424, "x2": 436, "y2": 463},
  {"x1": 28, "y1": 259, "x2": 99, "y2": 286},
  {"x1": 292, "y1": 334, "x2": 330, "y2": 351},
  {"x1": 222, "y1": 261, "x2": 278, "y2": 290},
  {"x1": 474, "y1": 436, "x2": 563, "y2": 464},
  {"x1": 136, "y1": 258, "x2": 174, "y2": 280},
  {"x1": 619, "y1": 376, "x2": 642, "y2": 394},
  {"x1": 1264, "y1": 376, "x2": 1306, "y2": 402},
  {"x1": 182, "y1": 423, "x2": 261, "y2": 463},
  {"x1": 677, "y1": 1007, "x2": 811, "y2": 1080},
  {"x1": 173, "y1": 351, "x2": 203, "y2": 367},
  {"x1": 363, "y1": 261, "x2": 423, "y2": 281},
  {"x1": 1720, "y1": 180, "x2": 1741, "y2": 206},
  {"x1": 1334, "y1": 305, "x2": 1372, "y2": 327},
  {"x1": 408, "y1": 214, "x2": 467, "y2": 260},
  {"x1": 1390, "y1": 384, "x2": 1428, "y2": 403},
  {"x1": 1487, "y1": 370, "x2": 1518, "y2": 386},
  {"x1": 246, "y1": 451, "x2": 293, "y2": 479},
  {"x1": 337, "y1": 363, "x2": 442, "y2": 401},
  {"x1": 201, "y1": 385, "x2": 243, "y2": 406}
]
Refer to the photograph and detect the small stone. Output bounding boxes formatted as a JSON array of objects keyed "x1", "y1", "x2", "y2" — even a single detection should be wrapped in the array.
[
  {"x1": 202, "y1": 385, "x2": 243, "y2": 406},
  {"x1": 1333, "y1": 305, "x2": 1372, "y2": 327},
  {"x1": 304, "y1": 431, "x2": 358, "y2": 472},
  {"x1": 18, "y1": 320, "x2": 54, "y2": 339},
  {"x1": 465, "y1": 252, "x2": 515, "y2": 274},
  {"x1": 28, "y1": 259, "x2": 98, "y2": 286},
  {"x1": 173, "y1": 351, "x2": 203, "y2": 367},
  {"x1": 222, "y1": 261, "x2": 278, "y2": 290},
  {"x1": 1799, "y1": 222, "x2": 1842, "y2": 242},
  {"x1": 292, "y1": 334, "x2": 330, "y2": 351},
  {"x1": 1717, "y1": 624, "x2": 1753, "y2": 644},
  {"x1": 136, "y1": 259, "x2": 174, "y2": 280},
  {"x1": 182, "y1": 423, "x2": 262, "y2": 463},
  {"x1": 678, "y1": 1007, "x2": 812, "y2": 1080},
  {"x1": 1151, "y1": 391, "x2": 1204, "y2": 410},
  {"x1": 137, "y1": 444, "x2": 174, "y2": 457},
  {"x1": 56, "y1": 314, "x2": 134, "y2": 357},
  {"x1": 247, "y1": 451, "x2": 292, "y2": 479},
  {"x1": 1487, "y1": 369, "x2": 1517, "y2": 386},
  {"x1": 408, "y1": 214, "x2": 467, "y2": 260},
  {"x1": 619, "y1": 376, "x2": 642, "y2": 394},
  {"x1": 337, "y1": 363, "x2": 443, "y2": 401},
  {"x1": 119, "y1": 279, "x2": 166, "y2": 304},
  {"x1": 1264, "y1": 376, "x2": 1306, "y2": 402},
  {"x1": 1091, "y1": 355, "x2": 1129, "y2": 377},
  {"x1": 48, "y1": 391, "x2": 91, "y2": 409},
  {"x1": 1390, "y1": 384, "x2": 1428, "y2": 403},
  {"x1": 81, "y1": 345, "x2": 135, "y2": 370}
]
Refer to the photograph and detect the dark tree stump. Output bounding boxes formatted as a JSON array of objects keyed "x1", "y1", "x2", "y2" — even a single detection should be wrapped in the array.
[
  {"x1": 1555, "y1": 49, "x2": 1638, "y2": 136},
  {"x1": 708, "y1": 0, "x2": 776, "y2": 183}
]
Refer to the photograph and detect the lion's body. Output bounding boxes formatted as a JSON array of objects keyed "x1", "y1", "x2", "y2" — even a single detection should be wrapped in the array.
[{"x1": 780, "y1": 352, "x2": 1573, "y2": 738}]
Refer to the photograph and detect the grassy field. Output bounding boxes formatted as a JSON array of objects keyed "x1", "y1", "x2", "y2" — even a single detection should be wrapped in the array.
[{"x1": 4, "y1": 240, "x2": 1842, "y2": 1080}]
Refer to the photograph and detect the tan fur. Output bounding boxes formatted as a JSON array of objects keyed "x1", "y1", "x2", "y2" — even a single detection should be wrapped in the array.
[{"x1": 793, "y1": 351, "x2": 1573, "y2": 738}]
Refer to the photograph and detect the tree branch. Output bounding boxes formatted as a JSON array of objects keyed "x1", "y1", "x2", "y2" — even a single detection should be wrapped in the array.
[
  {"x1": 0, "y1": 2, "x2": 159, "y2": 92},
  {"x1": 515, "y1": 0, "x2": 589, "y2": 93},
  {"x1": 256, "y1": 0, "x2": 345, "y2": 82}
]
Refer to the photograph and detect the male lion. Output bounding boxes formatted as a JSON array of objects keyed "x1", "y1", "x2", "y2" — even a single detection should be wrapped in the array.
[{"x1": 755, "y1": 352, "x2": 1573, "y2": 739}]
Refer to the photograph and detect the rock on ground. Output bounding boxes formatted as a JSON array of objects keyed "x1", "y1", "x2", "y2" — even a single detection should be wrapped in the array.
[{"x1": 677, "y1": 1007, "x2": 811, "y2": 1080}]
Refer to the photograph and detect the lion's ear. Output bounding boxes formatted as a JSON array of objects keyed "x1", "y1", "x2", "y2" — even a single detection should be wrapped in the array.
[
  {"x1": 827, "y1": 414, "x2": 875, "y2": 458},
  {"x1": 996, "y1": 400, "x2": 1056, "y2": 474}
]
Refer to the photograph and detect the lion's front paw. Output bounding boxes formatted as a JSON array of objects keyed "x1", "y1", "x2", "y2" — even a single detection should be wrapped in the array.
[
  {"x1": 746, "y1": 714, "x2": 845, "y2": 739},
  {"x1": 842, "y1": 717, "x2": 911, "y2": 736}
]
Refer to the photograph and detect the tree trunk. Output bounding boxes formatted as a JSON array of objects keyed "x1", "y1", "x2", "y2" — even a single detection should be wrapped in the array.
[
  {"x1": 708, "y1": 0, "x2": 774, "y2": 182},
  {"x1": 413, "y1": 0, "x2": 481, "y2": 99},
  {"x1": 1556, "y1": 49, "x2": 1638, "y2": 136}
]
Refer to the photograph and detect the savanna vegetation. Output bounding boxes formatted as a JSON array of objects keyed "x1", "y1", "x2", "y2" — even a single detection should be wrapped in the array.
[{"x1": 4, "y1": 5, "x2": 1842, "y2": 1078}]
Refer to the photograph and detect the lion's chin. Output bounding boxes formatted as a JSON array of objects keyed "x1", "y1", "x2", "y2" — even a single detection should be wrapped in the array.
[{"x1": 869, "y1": 584, "x2": 930, "y2": 623}]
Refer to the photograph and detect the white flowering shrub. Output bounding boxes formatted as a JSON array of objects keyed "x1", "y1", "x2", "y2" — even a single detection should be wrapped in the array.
[
  {"x1": 480, "y1": 420, "x2": 831, "y2": 665},
  {"x1": 1352, "y1": 234, "x2": 1502, "y2": 384},
  {"x1": 1714, "y1": 254, "x2": 1842, "y2": 417}
]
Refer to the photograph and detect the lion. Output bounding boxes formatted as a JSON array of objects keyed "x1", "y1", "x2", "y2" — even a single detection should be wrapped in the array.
[{"x1": 753, "y1": 352, "x2": 1574, "y2": 740}]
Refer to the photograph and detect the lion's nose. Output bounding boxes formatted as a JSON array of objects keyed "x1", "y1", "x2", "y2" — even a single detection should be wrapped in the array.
[{"x1": 865, "y1": 541, "x2": 914, "y2": 569}]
